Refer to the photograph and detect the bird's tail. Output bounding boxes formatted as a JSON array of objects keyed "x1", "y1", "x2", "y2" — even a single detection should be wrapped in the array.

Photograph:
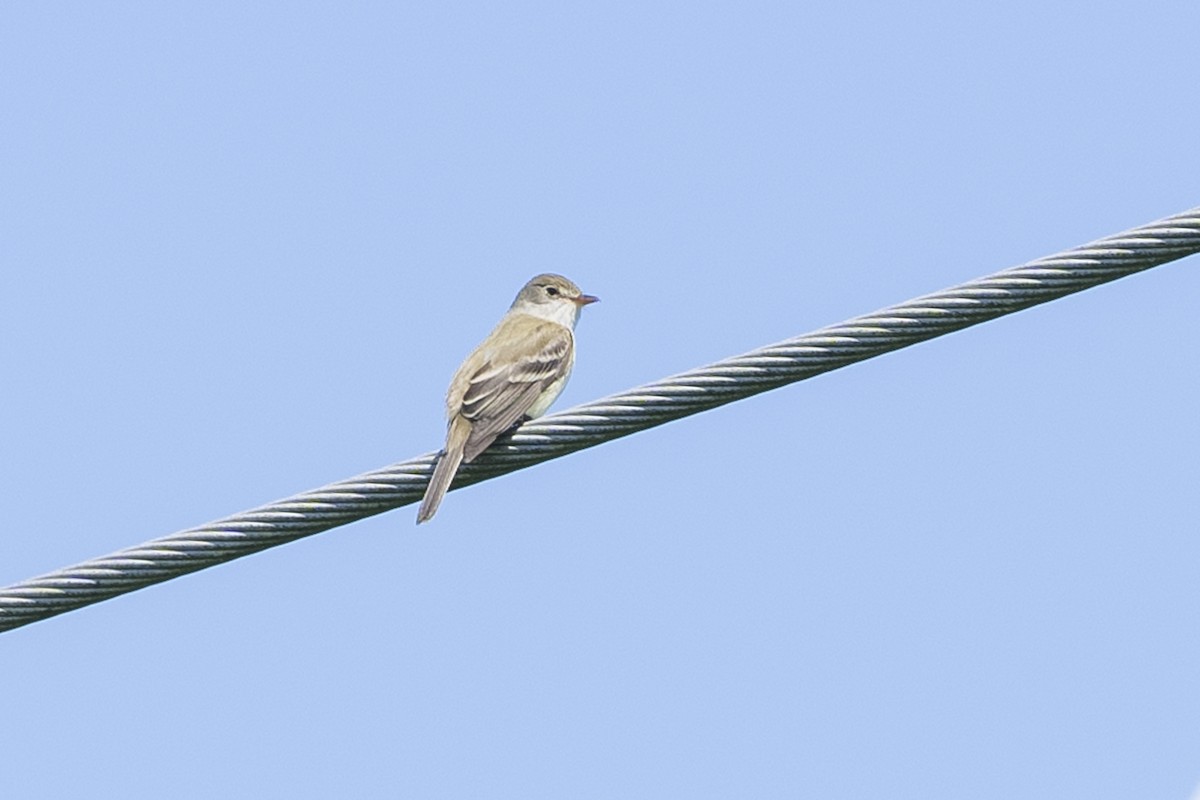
[{"x1": 416, "y1": 416, "x2": 471, "y2": 524}]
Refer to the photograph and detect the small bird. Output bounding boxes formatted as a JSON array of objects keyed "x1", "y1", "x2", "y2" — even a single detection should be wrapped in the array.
[{"x1": 416, "y1": 273, "x2": 598, "y2": 523}]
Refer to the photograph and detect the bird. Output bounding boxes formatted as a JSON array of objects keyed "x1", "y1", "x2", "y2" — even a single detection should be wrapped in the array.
[{"x1": 416, "y1": 273, "x2": 598, "y2": 523}]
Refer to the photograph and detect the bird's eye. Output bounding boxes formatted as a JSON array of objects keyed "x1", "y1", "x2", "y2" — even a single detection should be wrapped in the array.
[{"x1": 545, "y1": 286, "x2": 560, "y2": 297}]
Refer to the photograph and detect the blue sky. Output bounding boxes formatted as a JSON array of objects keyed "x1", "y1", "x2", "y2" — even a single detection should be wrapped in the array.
[{"x1": 3, "y1": 2, "x2": 1198, "y2": 797}]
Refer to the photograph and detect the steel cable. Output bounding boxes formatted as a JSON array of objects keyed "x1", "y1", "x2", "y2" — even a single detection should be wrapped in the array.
[{"x1": 3, "y1": 206, "x2": 1198, "y2": 633}]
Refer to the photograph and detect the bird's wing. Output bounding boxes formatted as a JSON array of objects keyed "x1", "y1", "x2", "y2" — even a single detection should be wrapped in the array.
[{"x1": 450, "y1": 315, "x2": 574, "y2": 462}]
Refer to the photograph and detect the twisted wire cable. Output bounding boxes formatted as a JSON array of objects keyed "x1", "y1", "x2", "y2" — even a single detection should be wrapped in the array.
[{"x1": 3, "y1": 206, "x2": 1198, "y2": 634}]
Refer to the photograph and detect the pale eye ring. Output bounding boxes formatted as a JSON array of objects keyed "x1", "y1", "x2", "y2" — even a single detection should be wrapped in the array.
[{"x1": 545, "y1": 286, "x2": 560, "y2": 297}]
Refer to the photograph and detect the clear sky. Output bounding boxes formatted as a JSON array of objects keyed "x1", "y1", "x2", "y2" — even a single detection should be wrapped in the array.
[{"x1": 2, "y1": 2, "x2": 1198, "y2": 798}]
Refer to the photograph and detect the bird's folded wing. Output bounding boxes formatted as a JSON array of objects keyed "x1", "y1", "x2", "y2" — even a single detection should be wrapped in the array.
[{"x1": 457, "y1": 317, "x2": 573, "y2": 460}]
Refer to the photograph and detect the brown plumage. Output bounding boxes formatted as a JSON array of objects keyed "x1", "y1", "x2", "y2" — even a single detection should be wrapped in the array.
[{"x1": 416, "y1": 274, "x2": 597, "y2": 523}]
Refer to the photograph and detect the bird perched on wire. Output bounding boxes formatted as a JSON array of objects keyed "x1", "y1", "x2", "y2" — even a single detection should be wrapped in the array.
[{"x1": 417, "y1": 274, "x2": 599, "y2": 523}]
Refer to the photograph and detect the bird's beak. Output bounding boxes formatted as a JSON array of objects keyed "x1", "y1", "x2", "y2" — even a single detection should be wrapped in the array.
[{"x1": 574, "y1": 294, "x2": 600, "y2": 306}]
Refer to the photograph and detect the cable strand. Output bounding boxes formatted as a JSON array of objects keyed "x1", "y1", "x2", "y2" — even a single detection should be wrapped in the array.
[{"x1": 2, "y1": 206, "x2": 1198, "y2": 632}]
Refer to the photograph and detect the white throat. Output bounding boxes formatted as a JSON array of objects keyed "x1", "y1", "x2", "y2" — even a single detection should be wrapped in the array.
[{"x1": 515, "y1": 298, "x2": 580, "y2": 329}]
